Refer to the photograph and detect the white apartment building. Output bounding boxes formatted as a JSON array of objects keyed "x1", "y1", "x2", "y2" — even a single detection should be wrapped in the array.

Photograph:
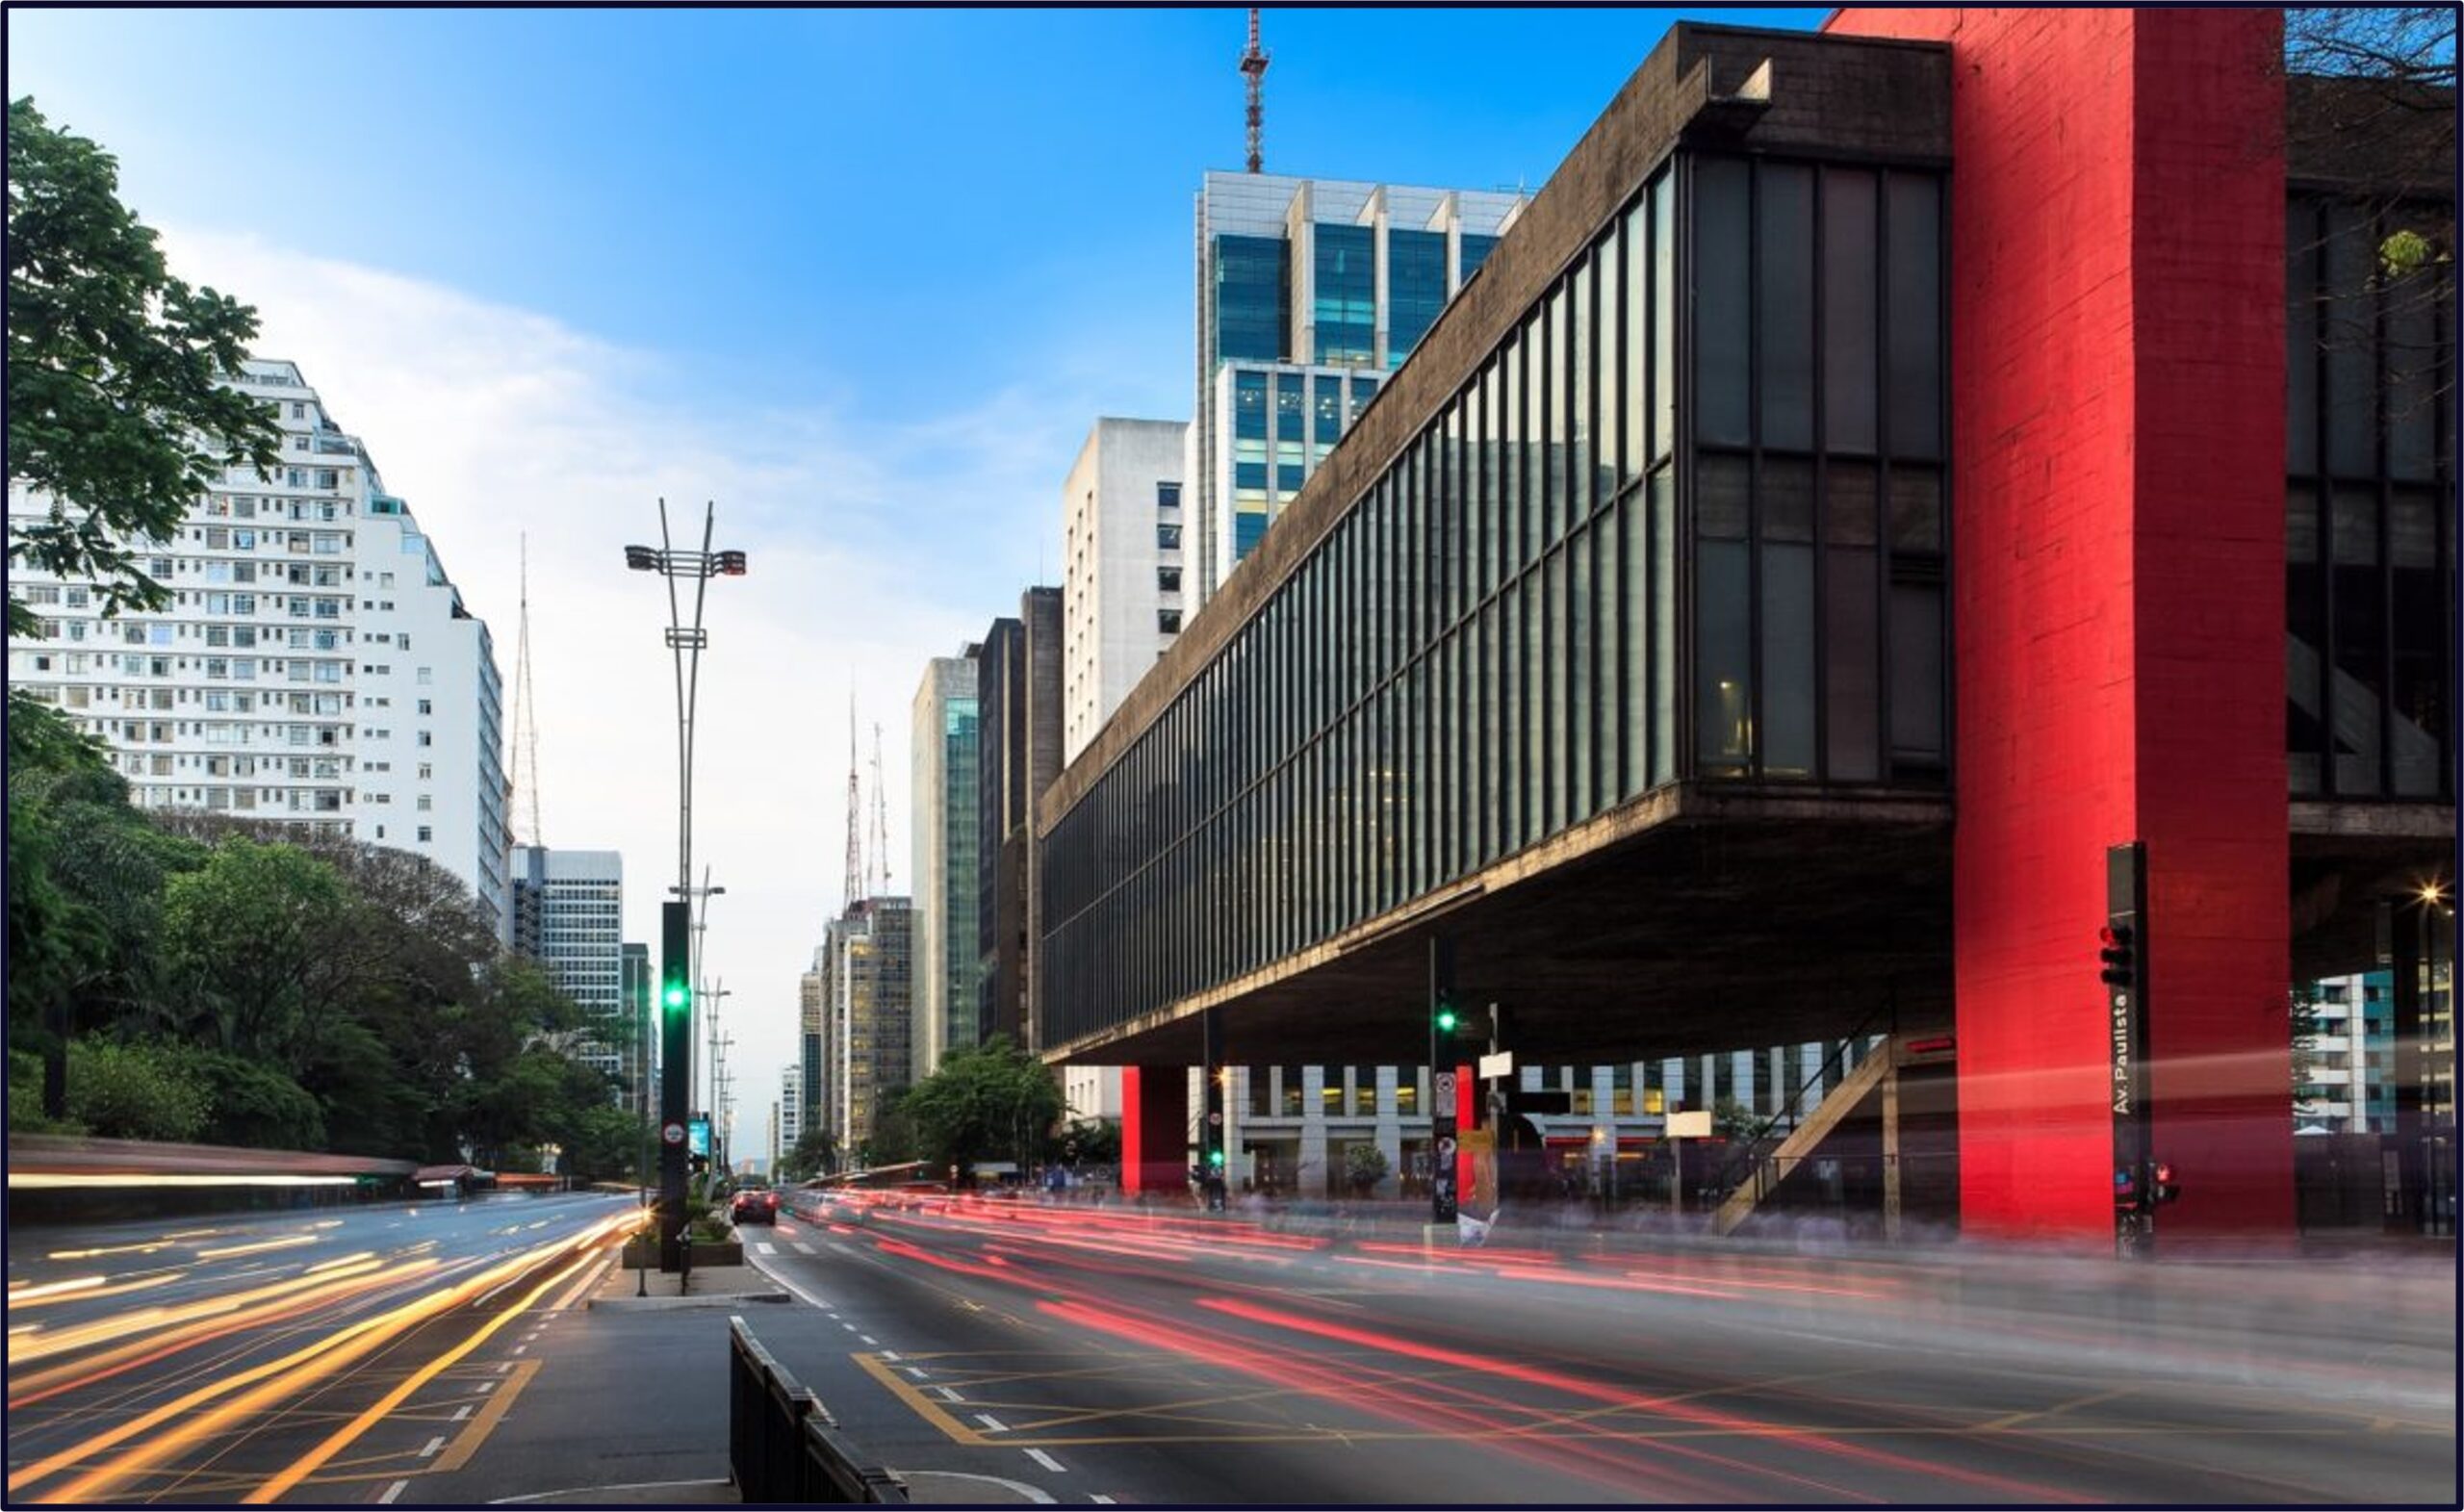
[
  {"x1": 781, "y1": 1064, "x2": 804, "y2": 1150},
  {"x1": 1061, "y1": 420, "x2": 1190, "y2": 764},
  {"x1": 510, "y1": 845, "x2": 626, "y2": 1088},
  {"x1": 5, "y1": 358, "x2": 509, "y2": 928}
]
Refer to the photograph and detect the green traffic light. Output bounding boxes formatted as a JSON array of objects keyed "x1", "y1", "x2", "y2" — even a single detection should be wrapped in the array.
[
  {"x1": 663, "y1": 984, "x2": 689, "y2": 1011},
  {"x1": 1435, "y1": 1008, "x2": 1458, "y2": 1032},
  {"x1": 1207, "y1": 1148, "x2": 1225, "y2": 1166}
]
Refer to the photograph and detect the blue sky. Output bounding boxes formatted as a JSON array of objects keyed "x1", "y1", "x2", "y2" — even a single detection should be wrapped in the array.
[{"x1": 8, "y1": 6, "x2": 1818, "y2": 1133}]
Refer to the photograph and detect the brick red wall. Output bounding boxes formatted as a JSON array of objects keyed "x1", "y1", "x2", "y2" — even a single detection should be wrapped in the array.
[{"x1": 1824, "y1": 9, "x2": 2292, "y2": 1243}]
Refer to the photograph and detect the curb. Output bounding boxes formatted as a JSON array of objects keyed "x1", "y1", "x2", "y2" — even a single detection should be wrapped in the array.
[{"x1": 588, "y1": 1291, "x2": 790, "y2": 1311}]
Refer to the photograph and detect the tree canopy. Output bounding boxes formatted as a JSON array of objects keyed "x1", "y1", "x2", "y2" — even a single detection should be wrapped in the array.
[
  {"x1": 7, "y1": 96, "x2": 283, "y2": 645},
  {"x1": 896, "y1": 1037, "x2": 1065, "y2": 1179}
]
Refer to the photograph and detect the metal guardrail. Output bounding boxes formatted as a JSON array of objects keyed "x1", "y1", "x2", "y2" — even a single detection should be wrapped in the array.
[{"x1": 728, "y1": 1316, "x2": 909, "y2": 1503}]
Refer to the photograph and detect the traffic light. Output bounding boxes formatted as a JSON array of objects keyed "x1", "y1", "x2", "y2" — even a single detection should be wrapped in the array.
[
  {"x1": 715, "y1": 550, "x2": 749, "y2": 577},
  {"x1": 2150, "y1": 1161, "x2": 2181, "y2": 1205},
  {"x1": 2098, "y1": 924, "x2": 2137, "y2": 988},
  {"x1": 661, "y1": 903, "x2": 692, "y2": 1019},
  {"x1": 2113, "y1": 1166, "x2": 2139, "y2": 1211},
  {"x1": 1434, "y1": 1003, "x2": 1458, "y2": 1034},
  {"x1": 1206, "y1": 1146, "x2": 1225, "y2": 1170}
]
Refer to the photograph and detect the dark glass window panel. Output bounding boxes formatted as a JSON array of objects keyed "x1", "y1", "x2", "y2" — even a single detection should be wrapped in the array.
[
  {"x1": 1351, "y1": 374, "x2": 1380, "y2": 409},
  {"x1": 1461, "y1": 233, "x2": 1502, "y2": 280},
  {"x1": 1698, "y1": 541, "x2": 1752, "y2": 770},
  {"x1": 1888, "y1": 582, "x2": 1944, "y2": 761},
  {"x1": 1761, "y1": 542, "x2": 1816, "y2": 778},
  {"x1": 1886, "y1": 173, "x2": 1943, "y2": 459},
  {"x1": 1502, "y1": 337, "x2": 1524, "y2": 577},
  {"x1": 1525, "y1": 307, "x2": 1550, "y2": 557},
  {"x1": 1694, "y1": 157, "x2": 1751, "y2": 448},
  {"x1": 1315, "y1": 224, "x2": 1377, "y2": 367},
  {"x1": 1760, "y1": 457, "x2": 1815, "y2": 542},
  {"x1": 1649, "y1": 468, "x2": 1678, "y2": 786},
  {"x1": 1889, "y1": 468, "x2": 1943, "y2": 554},
  {"x1": 1235, "y1": 461, "x2": 1269, "y2": 491},
  {"x1": 1235, "y1": 371, "x2": 1270, "y2": 440},
  {"x1": 2331, "y1": 518, "x2": 2386, "y2": 798},
  {"x1": 1315, "y1": 379, "x2": 1344, "y2": 446},
  {"x1": 1388, "y1": 228, "x2": 1450, "y2": 366},
  {"x1": 1546, "y1": 549, "x2": 1570, "y2": 832},
  {"x1": 1570, "y1": 253, "x2": 1595, "y2": 520},
  {"x1": 1826, "y1": 546, "x2": 1881, "y2": 782},
  {"x1": 1698, "y1": 452, "x2": 1750, "y2": 540},
  {"x1": 1622, "y1": 492, "x2": 1650, "y2": 796},
  {"x1": 1234, "y1": 511, "x2": 1268, "y2": 558},
  {"x1": 1758, "y1": 163, "x2": 1816, "y2": 453},
  {"x1": 1214, "y1": 235, "x2": 1289, "y2": 363},
  {"x1": 1525, "y1": 557, "x2": 1547, "y2": 842},
  {"x1": 2389, "y1": 488, "x2": 2450, "y2": 797},
  {"x1": 1276, "y1": 463, "x2": 1305, "y2": 495},
  {"x1": 2384, "y1": 262, "x2": 2441, "y2": 481},
  {"x1": 2286, "y1": 200, "x2": 2320, "y2": 476},
  {"x1": 1827, "y1": 460, "x2": 1879, "y2": 547},
  {"x1": 2323, "y1": 204, "x2": 2377, "y2": 478},
  {"x1": 2330, "y1": 485, "x2": 2378, "y2": 566},
  {"x1": 1476, "y1": 365, "x2": 1500, "y2": 598},
  {"x1": 1572, "y1": 526, "x2": 1596, "y2": 814},
  {"x1": 1824, "y1": 168, "x2": 1880, "y2": 455},
  {"x1": 1621, "y1": 204, "x2": 1647, "y2": 492},
  {"x1": 1651, "y1": 172, "x2": 1677, "y2": 464}
]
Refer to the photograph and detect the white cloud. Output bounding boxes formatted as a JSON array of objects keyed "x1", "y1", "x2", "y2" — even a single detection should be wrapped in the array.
[{"x1": 157, "y1": 226, "x2": 1114, "y2": 1140}]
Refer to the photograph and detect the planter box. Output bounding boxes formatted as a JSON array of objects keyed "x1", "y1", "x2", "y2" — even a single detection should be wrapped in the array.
[{"x1": 622, "y1": 1238, "x2": 745, "y2": 1269}]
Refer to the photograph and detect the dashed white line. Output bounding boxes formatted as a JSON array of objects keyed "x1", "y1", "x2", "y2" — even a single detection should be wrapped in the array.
[
  {"x1": 496, "y1": 1362, "x2": 513, "y2": 1374},
  {"x1": 860, "y1": 1334, "x2": 879, "y2": 1345},
  {"x1": 755, "y1": 1243, "x2": 776, "y2": 1255},
  {"x1": 475, "y1": 1381, "x2": 497, "y2": 1395},
  {"x1": 904, "y1": 1367, "x2": 929, "y2": 1379},
  {"x1": 1090, "y1": 1496, "x2": 1116, "y2": 1504},
  {"x1": 974, "y1": 1412, "x2": 1010, "y2": 1432},
  {"x1": 511, "y1": 1345, "x2": 528, "y2": 1355},
  {"x1": 842, "y1": 1322, "x2": 859, "y2": 1332},
  {"x1": 451, "y1": 1403, "x2": 474, "y2": 1422},
  {"x1": 419, "y1": 1435, "x2": 448, "y2": 1458},
  {"x1": 1023, "y1": 1448, "x2": 1065, "y2": 1474},
  {"x1": 378, "y1": 1480, "x2": 410, "y2": 1503},
  {"x1": 932, "y1": 1386, "x2": 965, "y2": 1402},
  {"x1": 793, "y1": 1243, "x2": 817, "y2": 1255},
  {"x1": 879, "y1": 1350, "x2": 901, "y2": 1362}
]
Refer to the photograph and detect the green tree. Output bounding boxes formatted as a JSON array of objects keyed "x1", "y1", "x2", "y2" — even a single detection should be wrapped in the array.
[
  {"x1": 780, "y1": 1127, "x2": 838, "y2": 1183},
  {"x1": 1060, "y1": 1117, "x2": 1118, "y2": 1168},
  {"x1": 160, "y1": 838, "x2": 355, "y2": 1072},
  {"x1": 1344, "y1": 1141, "x2": 1392, "y2": 1194},
  {"x1": 897, "y1": 1037, "x2": 1064, "y2": 1179},
  {"x1": 65, "y1": 1038, "x2": 210, "y2": 1142},
  {"x1": 7, "y1": 97, "x2": 282, "y2": 644}
]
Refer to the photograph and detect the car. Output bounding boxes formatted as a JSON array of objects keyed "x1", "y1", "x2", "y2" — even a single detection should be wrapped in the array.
[{"x1": 731, "y1": 1188, "x2": 780, "y2": 1224}]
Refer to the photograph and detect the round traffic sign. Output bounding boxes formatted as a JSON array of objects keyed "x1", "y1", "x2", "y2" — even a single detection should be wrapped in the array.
[
  {"x1": 1437, "y1": 1136, "x2": 1457, "y2": 1162},
  {"x1": 1207, "y1": 1111, "x2": 1223, "y2": 1125},
  {"x1": 662, "y1": 1121, "x2": 687, "y2": 1146},
  {"x1": 1434, "y1": 1072, "x2": 1457, "y2": 1102}
]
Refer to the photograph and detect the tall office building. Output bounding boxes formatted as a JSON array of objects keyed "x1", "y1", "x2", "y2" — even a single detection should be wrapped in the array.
[
  {"x1": 5, "y1": 358, "x2": 510, "y2": 929},
  {"x1": 509, "y1": 846, "x2": 626, "y2": 1089},
  {"x1": 780, "y1": 1063, "x2": 805, "y2": 1151},
  {"x1": 1062, "y1": 420, "x2": 1190, "y2": 762},
  {"x1": 821, "y1": 897, "x2": 914, "y2": 1154},
  {"x1": 976, "y1": 589, "x2": 1063, "y2": 1051},
  {"x1": 1191, "y1": 173, "x2": 1526, "y2": 597},
  {"x1": 798, "y1": 948, "x2": 828, "y2": 1144},
  {"x1": 911, "y1": 649, "x2": 985, "y2": 1081}
]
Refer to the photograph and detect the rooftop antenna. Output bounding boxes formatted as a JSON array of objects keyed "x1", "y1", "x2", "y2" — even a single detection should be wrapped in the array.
[
  {"x1": 869, "y1": 722, "x2": 890, "y2": 896},
  {"x1": 841, "y1": 690, "x2": 863, "y2": 911},
  {"x1": 509, "y1": 533, "x2": 543, "y2": 845},
  {"x1": 1241, "y1": 8, "x2": 1270, "y2": 174}
]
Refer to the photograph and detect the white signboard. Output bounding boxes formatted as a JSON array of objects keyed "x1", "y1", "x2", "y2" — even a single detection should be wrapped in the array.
[
  {"x1": 1665, "y1": 1110, "x2": 1713, "y2": 1139},
  {"x1": 1477, "y1": 1051, "x2": 1515, "y2": 1081}
]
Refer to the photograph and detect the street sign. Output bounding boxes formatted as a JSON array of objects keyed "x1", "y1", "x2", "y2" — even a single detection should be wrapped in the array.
[
  {"x1": 689, "y1": 1117, "x2": 712, "y2": 1158},
  {"x1": 1477, "y1": 1051, "x2": 1514, "y2": 1081},
  {"x1": 661, "y1": 1121, "x2": 687, "y2": 1147},
  {"x1": 1666, "y1": 1110, "x2": 1712, "y2": 1138},
  {"x1": 1434, "y1": 1071, "x2": 1458, "y2": 1105},
  {"x1": 1436, "y1": 1135, "x2": 1457, "y2": 1163}
]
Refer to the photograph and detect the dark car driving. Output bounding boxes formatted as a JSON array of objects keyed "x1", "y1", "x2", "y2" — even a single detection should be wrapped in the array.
[{"x1": 730, "y1": 1185, "x2": 780, "y2": 1224}]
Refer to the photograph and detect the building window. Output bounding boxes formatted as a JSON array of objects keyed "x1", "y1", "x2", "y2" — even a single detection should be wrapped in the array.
[
  {"x1": 1158, "y1": 567, "x2": 1182, "y2": 594},
  {"x1": 1157, "y1": 482, "x2": 1181, "y2": 511},
  {"x1": 1159, "y1": 610, "x2": 1182, "y2": 635},
  {"x1": 417, "y1": 826, "x2": 432, "y2": 843},
  {"x1": 1157, "y1": 525, "x2": 1182, "y2": 551}
]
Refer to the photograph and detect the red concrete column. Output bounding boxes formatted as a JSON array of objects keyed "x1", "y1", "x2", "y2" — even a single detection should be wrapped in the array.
[
  {"x1": 1119, "y1": 1065, "x2": 1190, "y2": 1197},
  {"x1": 1825, "y1": 9, "x2": 2293, "y2": 1244}
]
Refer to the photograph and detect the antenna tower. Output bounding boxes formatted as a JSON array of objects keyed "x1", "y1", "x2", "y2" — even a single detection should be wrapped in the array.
[
  {"x1": 869, "y1": 722, "x2": 890, "y2": 896},
  {"x1": 1241, "y1": 8, "x2": 1270, "y2": 174},
  {"x1": 841, "y1": 692, "x2": 863, "y2": 910},
  {"x1": 509, "y1": 533, "x2": 543, "y2": 845}
]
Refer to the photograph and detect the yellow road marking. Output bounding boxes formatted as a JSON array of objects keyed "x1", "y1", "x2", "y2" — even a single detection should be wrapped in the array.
[
  {"x1": 429, "y1": 1357, "x2": 542, "y2": 1473},
  {"x1": 1973, "y1": 1384, "x2": 2142, "y2": 1432},
  {"x1": 852, "y1": 1352, "x2": 989, "y2": 1446}
]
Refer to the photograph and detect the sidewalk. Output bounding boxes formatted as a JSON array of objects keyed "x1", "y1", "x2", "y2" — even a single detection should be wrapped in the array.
[{"x1": 587, "y1": 1259, "x2": 788, "y2": 1310}]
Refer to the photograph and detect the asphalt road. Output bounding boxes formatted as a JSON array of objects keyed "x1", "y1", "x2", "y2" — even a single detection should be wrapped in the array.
[
  {"x1": 6, "y1": 1191, "x2": 638, "y2": 1505},
  {"x1": 726, "y1": 1193, "x2": 2457, "y2": 1505}
]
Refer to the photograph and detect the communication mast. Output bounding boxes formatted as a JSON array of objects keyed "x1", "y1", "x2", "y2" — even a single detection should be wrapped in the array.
[
  {"x1": 508, "y1": 533, "x2": 543, "y2": 845},
  {"x1": 841, "y1": 692, "x2": 864, "y2": 911},
  {"x1": 1241, "y1": 8, "x2": 1270, "y2": 174},
  {"x1": 869, "y1": 722, "x2": 891, "y2": 896}
]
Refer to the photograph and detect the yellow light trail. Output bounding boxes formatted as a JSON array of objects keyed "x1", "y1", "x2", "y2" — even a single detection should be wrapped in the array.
[
  {"x1": 8, "y1": 1261, "x2": 395, "y2": 1370},
  {"x1": 3, "y1": 1271, "x2": 180, "y2": 1310},
  {"x1": 45, "y1": 1241, "x2": 174, "y2": 1261},
  {"x1": 194, "y1": 1235, "x2": 321, "y2": 1261},
  {"x1": 243, "y1": 1248, "x2": 601, "y2": 1502},
  {"x1": 6, "y1": 1275, "x2": 108, "y2": 1303},
  {"x1": 15, "y1": 1215, "x2": 634, "y2": 1503}
]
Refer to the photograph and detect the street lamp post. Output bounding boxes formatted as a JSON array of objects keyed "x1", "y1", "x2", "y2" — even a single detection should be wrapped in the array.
[{"x1": 625, "y1": 500, "x2": 747, "y2": 1271}]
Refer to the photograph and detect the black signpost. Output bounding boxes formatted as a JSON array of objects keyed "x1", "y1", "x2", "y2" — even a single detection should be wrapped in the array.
[
  {"x1": 2105, "y1": 842, "x2": 2152, "y2": 1260},
  {"x1": 1430, "y1": 936, "x2": 1459, "y2": 1228}
]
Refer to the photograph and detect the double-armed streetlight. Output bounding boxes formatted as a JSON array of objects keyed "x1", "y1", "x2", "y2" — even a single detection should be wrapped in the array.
[{"x1": 625, "y1": 500, "x2": 746, "y2": 1271}]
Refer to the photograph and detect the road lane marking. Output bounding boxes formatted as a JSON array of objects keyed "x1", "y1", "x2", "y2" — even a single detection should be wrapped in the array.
[
  {"x1": 755, "y1": 1243, "x2": 776, "y2": 1255},
  {"x1": 430, "y1": 1359, "x2": 541, "y2": 1474},
  {"x1": 842, "y1": 1323, "x2": 859, "y2": 1332},
  {"x1": 511, "y1": 1345, "x2": 527, "y2": 1354},
  {"x1": 1024, "y1": 1448, "x2": 1065, "y2": 1474},
  {"x1": 378, "y1": 1480, "x2": 409, "y2": 1503},
  {"x1": 905, "y1": 1367, "x2": 929, "y2": 1379},
  {"x1": 860, "y1": 1334, "x2": 879, "y2": 1345},
  {"x1": 485, "y1": 1479, "x2": 732, "y2": 1504},
  {"x1": 451, "y1": 1404, "x2": 474, "y2": 1422},
  {"x1": 419, "y1": 1436, "x2": 447, "y2": 1458},
  {"x1": 933, "y1": 1387, "x2": 964, "y2": 1402},
  {"x1": 879, "y1": 1350, "x2": 901, "y2": 1362},
  {"x1": 794, "y1": 1243, "x2": 816, "y2": 1254},
  {"x1": 976, "y1": 1413, "x2": 1011, "y2": 1432},
  {"x1": 1091, "y1": 1496, "x2": 1116, "y2": 1503},
  {"x1": 851, "y1": 1352, "x2": 988, "y2": 1446}
]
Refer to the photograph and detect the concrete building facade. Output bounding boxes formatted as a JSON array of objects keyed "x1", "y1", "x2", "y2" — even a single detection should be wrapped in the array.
[
  {"x1": 1062, "y1": 420, "x2": 1190, "y2": 763},
  {"x1": 823, "y1": 897, "x2": 915, "y2": 1155},
  {"x1": 911, "y1": 649, "x2": 984, "y2": 1080},
  {"x1": 509, "y1": 846, "x2": 626, "y2": 1089},
  {"x1": 975, "y1": 589, "x2": 1063, "y2": 1052}
]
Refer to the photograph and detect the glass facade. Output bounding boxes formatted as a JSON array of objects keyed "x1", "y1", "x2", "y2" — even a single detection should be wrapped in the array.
[
  {"x1": 1044, "y1": 152, "x2": 1952, "y2": 1045},
  {"x1": 1387, "y1": 228, "x2": 1450, "y2": 367},
  {"x1": 1216, "y1": 235, "x2": 1289, "y2": 364},
  {"x1": 1315, "y1": 224, "x2": 1377, "y2": 367},
  {"x1": 2285, "y1": 195, "x2": 2455, "y2": 800}
]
